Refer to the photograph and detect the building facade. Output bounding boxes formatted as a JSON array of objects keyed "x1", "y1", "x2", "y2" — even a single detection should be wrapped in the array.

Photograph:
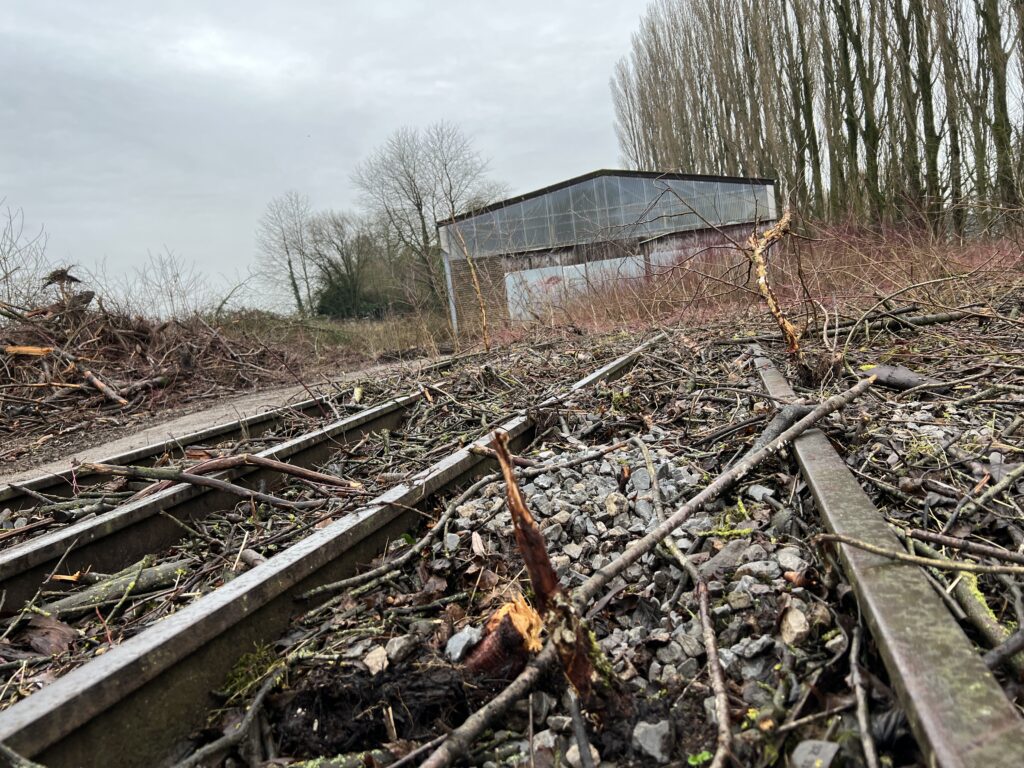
[{"x1": 438, "y1": 170, "x2": 776, "y2": 331}]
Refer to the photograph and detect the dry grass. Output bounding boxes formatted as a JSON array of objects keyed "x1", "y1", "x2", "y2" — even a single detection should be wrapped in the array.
[
  {"x1": 520, "y1": 222, "x2": 1024, "y2": 336},
  {"x1": 218, "y1": 309, "x2": 454, "y2": 363}
]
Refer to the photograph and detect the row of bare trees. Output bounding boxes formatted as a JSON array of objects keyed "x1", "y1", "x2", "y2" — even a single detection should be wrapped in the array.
[
  {"x1": 613, "y1": 0, "x2": 1024, "y2": 231},
  {"x1": 257, "y1": 121, "x2": 502, "y2": 318}
]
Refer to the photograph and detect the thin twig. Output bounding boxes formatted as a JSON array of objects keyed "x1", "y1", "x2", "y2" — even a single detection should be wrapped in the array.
[
  {"x1": 814, "y1": 533, "x2": 1024, "y2": 575},
  {"x1": 851, "y1": 626, "x2": 880, "y2": 768}
]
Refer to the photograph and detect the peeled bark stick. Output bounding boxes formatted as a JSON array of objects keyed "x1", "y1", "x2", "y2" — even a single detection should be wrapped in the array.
[
  {"x1": 422, "y1": 376, "x2": 877, "y2": 768},
  {"x1": 76, "y1": 365, "x2": 129, "y2": 406},
  {"x1": 745, "y1": 208, "x2": 800, "y2": 354},
  {"x1": 40, "y1": 558, "x2": 190, "y2": 617}
]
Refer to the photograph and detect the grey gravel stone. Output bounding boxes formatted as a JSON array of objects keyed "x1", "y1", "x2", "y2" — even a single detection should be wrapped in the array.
[
  {"x1": 632, "y1": 720, "x2": 674, "y2": 764},
  {"x1": 677, "y1": 633, "x2": 704, "y2": 658},
  {"x1": 678, "y1": 657, "x2": 699, "y2": 677},
  {"x1": 699, "y1": 539, "x2": 747, "y2": 577},
  {"x1": 726, "y1": 591, "x2": 753, "y2": 610},
  {"x1": 745, "y1": 483, "x2": 775, "y2": 502},
  {"x1": 566, "y1": 742, "x2": 601, "y2": 767},
  {"x1": 706, "y1": 580, "x2": 726, "y2": 597},
  {"x1": 635, "y1": 498, "x2": 654, "y2": 519},
  {"x1": 741, "y1": 680, "x2": 775, "y2": 707},
  {"x1": 648, "y1": 659, "x2": 662, "y2": 682},
  {"x1": 385, "y1": 634, "x2": 418, "y2": 663},
  {"x1": 534, "y1": 474, "x2": 556, "y2": 490},
  {"x1": 735, "y1": 559, "x2": 782, "y2": 580},
  {"x1": 542, "y1": 523, "x2": 564, "y2": 542},
  {"x1": 632, "y1": 467, "x2": 652, "y2": 491},
  {"x1": 731, "y1": 634, "x2": 774, "y2": 659},
  {"x1": 740, "y1": 543, "x2": 768, "y2": 563},
  {"x1": 563, "y1": 542, "x2": 583, "y2": 560},
  {"x1": 445, "y1": 626, "x2": 482, "y2": 662},
  {"x1": 655, "y1": 641, "x2": 684, "y2": 665},
  {"x1": 444, "y1": 532, "x2": 460, "y2": 550},
  {"x1": 777, "y1": 546, "x2": 810, "y2": 572},
  {"x1": 606, "y1": 526, "x2": 629, "y2": 540},
  {"x1": 14, "y1": 517, "x2": 27, "y2": 529}
]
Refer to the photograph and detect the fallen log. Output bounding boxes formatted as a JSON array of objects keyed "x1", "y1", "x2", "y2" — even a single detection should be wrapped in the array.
[{"x1": 39, "y1": 558, "x2": 191, "y2": 617}]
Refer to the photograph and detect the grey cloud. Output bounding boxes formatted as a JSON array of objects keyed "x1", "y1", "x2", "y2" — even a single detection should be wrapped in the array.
[{"x1": 1, "y1": 1, "x2": 645, "y2": 293}]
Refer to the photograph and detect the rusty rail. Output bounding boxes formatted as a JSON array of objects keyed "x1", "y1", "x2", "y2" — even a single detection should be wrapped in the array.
[
  {"x1": 754, "y1": 355, "x2": 1024, "y2": 768},
  {"x1": 0, "y1": 334, "x2": 665, "y2": 767}
]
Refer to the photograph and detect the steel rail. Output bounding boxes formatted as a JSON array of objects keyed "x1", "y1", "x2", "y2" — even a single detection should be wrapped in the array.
[
  {"x1": 754, "y1": 355, "x2": 1024, "y2": 768},
  {"x1": 0, "y1": 393, "x2": 418, "y2": 607},
  {"x1": 0, "y1": 355, "x2": 459, "y2": 513},
  {"x1": 0, "y1": 333, "x2": 665, "y2": 767}
]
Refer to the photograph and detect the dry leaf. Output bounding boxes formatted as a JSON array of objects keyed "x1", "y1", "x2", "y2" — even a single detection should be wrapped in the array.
[
  {"x1": 363, "y1": 646, "x2": 389, "y2": 675},
  {"x1": 471, "y1": 531, "x2": 487, "y2": 558},
  {"x1": 25, "y1": 615, "x2": 77, "y2": 656},
  {"x1": 485, "y1": 595, "x2": 543, "y2": 653}
]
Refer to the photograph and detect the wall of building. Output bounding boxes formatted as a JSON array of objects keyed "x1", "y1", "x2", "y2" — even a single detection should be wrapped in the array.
[{"x1": 446, "y1": 222, "x2": 758, "y2": 330}]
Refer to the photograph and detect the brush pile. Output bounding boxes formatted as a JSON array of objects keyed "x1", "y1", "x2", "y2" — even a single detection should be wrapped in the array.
[{"x1": 0, "y1": 291, "x2": 295, "y2": 463}]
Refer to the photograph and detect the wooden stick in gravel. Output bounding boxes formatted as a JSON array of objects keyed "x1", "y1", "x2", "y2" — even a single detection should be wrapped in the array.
[
  {"x1": 850, "y1": 625, "x2": 881, "y2": 768},
  {"x1": 420, "y1": 375, "x2": 877, "y2": 768},
  {"x1": 302, "y1": 440, "x2": 631, "y2": 600},
  {"x1": 634, "y1": 437, "x2": 731, "y2": 768}
]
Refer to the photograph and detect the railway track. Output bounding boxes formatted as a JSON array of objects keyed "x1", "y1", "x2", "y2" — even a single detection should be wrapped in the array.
[
  {"x1": 0, "y1": 355, "x2": 463, "y2": 514},
  {"x1": 0, "y1": 333, "x2": 665, "y2": 765},
  {"x1": 0, "y1": 340, "x2": 613, "y2": 608},
  {"x1": 753, "y1": 355, "x2": 1024, "y2": 767},
  {"x1": 0, "y1": 320, "x2": 1022, "y2": 767}
]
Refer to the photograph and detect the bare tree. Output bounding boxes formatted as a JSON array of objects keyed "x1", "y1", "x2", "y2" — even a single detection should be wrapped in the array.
[
  {"x1": 612, "y1": 0, "x2": 1024, "y2": 228},
  {"x1": 306, "y1": 210, "x2": 375, "y2": 313},
  {"x1": 352, "y1": 121, "x2": 497, "y2": 306},
  {"x1": 255, "y1": 191, "x2": 315, "y2": 315},
  {"x1": 0, "y1": 202, "x2": 51, "y2": 311}
]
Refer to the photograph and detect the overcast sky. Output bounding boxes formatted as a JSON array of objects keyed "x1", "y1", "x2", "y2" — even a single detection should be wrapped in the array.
[{"x1": 1, "y1": 1, "x2": 646, "y2": 296}]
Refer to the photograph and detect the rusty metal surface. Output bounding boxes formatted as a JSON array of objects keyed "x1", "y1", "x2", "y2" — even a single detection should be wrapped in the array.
[
  {"x1": 0, "y1": 354, "x2": 461, "y2": 508},
  {"x1": 0, "y1": 334, "x2": 663, "y2": 767},
  {"x1": 755, "y1": 357, "x2": 1024, "y2": 768},
  {"x1": 1, "y1": 391, "x2": 344, "y2": 510},
  {"x1": 0, "y1": 393, "x2": 418, "y2": 607}
]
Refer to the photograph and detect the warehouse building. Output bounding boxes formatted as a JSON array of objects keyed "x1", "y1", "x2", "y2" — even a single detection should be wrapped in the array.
[{"x1": 437, "y1": 169, "x2": 776, "y2": 332}]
